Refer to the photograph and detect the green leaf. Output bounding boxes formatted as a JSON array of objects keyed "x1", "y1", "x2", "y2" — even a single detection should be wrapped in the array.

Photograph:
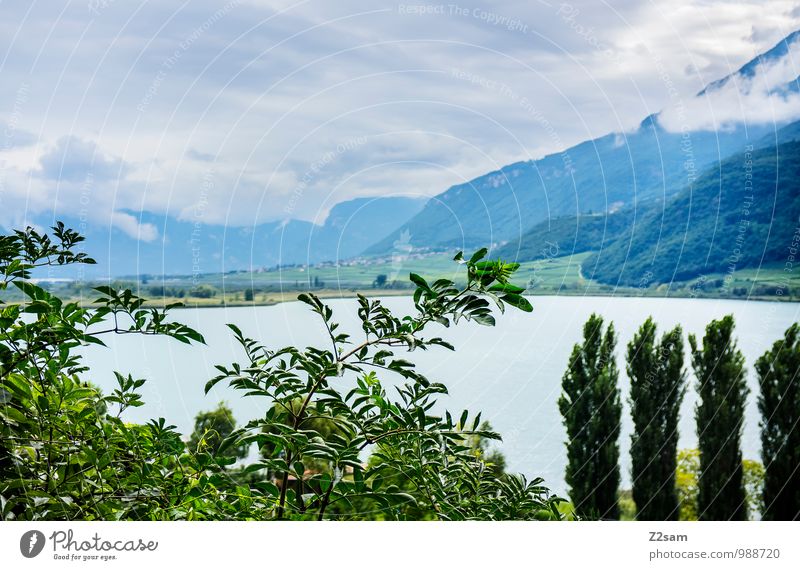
[
  {"x1": 502, "y1": 293, "x2": 533, "y2": 312},
  {"x1": 22, "y1": 299, "x2": 53, "y2": 314},
  {"x1": 353, "y1": 467, "x2": 365, "y2": 492},
  {"x1": 469, "y1": 248, "x2": 488, "y2": 264},
  {"x1": 488, "y1": 283, "x2": 525, "y2": 294},
  {"x1": 472, "y1": 314, "x2": 496, "y2": 326},
  {"x1": 409, "y1": 273, "x2": 430, "y2": 291},
  {"x1": 13, "y1": 280, "x2": 49, "y2": 300},
  {"x1": 319, "y1": 473, "x2": 332, "y2": 493},
  {"x1": 2, "y1": 375, "x2": 32, "y2": 399},
  {"x1": 204, "y1": 376, "x2": 226, "y2": 394},
  {"x1": 297, "y1": 292, "x2": 321, "y2": 309}
]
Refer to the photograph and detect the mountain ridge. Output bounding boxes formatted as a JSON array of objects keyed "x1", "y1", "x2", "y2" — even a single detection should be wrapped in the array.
[
  {"x1": 363, "y1": 29, "x2": 800, "y2": 259},
  {"x1": 42, "y1": 195, "x2": 426, "y2": 279},
  {"x1": 496, "y1": 136, "x2": 800, "y2": 287}
]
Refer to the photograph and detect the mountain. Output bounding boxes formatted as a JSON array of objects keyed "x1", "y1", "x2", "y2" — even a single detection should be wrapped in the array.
[
  {"x1": 699, "y1": 30, "x2": 800, "y2": 95},
  {"x1": 44, "y1": 196, "x2": 425, "y2": 279},
  {"x1": 584, "y1": 140, "x2": 800, "y2": 286},
  {"x1": 32, "y1": 31, "x2": 800, "y2": 280},
  {"x1": 497, "y1": 137, "x2": 800, "y2": 286},
  {"x1": 364, "y1": 31, "x2": 800, "y2": 257},
  {"x1": 494, "y1": 210, "x2": 635, "y2": 264},
  {"x1": 496, "y1": 120, "x2": 800, "y2": 261},
  {"x1": 757, "y1": 118, "x2": 800, "y2": 147},
  {"x1": 363, "y1": 124, "x2": 772, "y2": 256}
]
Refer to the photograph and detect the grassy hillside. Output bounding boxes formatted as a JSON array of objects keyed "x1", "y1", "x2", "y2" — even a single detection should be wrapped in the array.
[
  {"x1": 501, "y1": 140, "x2": 800, "y2": 288},
  {"x1": 586, "y1": 141, "x2": 800, "y2": 286},
  {"x1": 496, "y1": 210, "x2": 634, "y2": 262}
]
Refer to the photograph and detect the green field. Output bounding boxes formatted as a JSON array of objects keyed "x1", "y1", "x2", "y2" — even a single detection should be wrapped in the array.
[
  {"x1": 194, "y1": 252, "x2": 592, "y2": 292},
  {"x1": 32, "y1": 252, "x2": 800, "y2": 308}
]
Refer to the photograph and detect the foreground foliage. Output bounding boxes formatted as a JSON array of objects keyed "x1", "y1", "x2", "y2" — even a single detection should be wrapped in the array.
[
  {"x1": 209, "y1": 249, "x2": 560, "y2": 520},
  {"x1": 0, "y1": 225, "x2": 559, "y2": 520}
]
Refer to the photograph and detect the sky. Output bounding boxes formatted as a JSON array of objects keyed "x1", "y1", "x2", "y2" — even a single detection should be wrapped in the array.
[{"x1": 0, "y1": 0, "x2": 799, "y2": 241}]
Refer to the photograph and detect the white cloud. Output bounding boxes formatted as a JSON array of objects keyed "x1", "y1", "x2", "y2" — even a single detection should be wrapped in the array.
[
  {"x1": 38, "y1": 136, "x2": 126, "y2": 181},
  {"x1": 111, "y1": 211, "x2": 159, "y2": 242},
  {"x1": 658, "y1": 36, "x2": 800, "y2": 132},
  {"x1": 0, "y1": 0, "x2": 798, "y2": 228},
  {"x1": 0, "y1": 138, "x2": 157, "y2": 241}
]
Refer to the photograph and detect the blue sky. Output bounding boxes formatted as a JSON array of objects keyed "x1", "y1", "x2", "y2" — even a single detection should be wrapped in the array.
[{"x1": 0, "y1": 0, "x2": 798, "y2": 241}]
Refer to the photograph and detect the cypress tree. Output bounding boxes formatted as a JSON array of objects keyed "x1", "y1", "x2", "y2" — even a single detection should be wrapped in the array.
[
  {"x1": 689, "y1": 315, "x2": 748, "y2": 520},
  {"x1": 559, "y1": 313, "x2": 621, "y2": 519},
  {"x1": 756, "y1": 323, "x2": 800, "y2": 520},
  {"x1": 627, "y1": 317, "x2": 686, "y2": 520}
]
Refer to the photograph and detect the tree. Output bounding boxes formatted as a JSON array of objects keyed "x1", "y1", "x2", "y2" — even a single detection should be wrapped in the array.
[
  {"x1": 689, "y1": 315, "x2": 748, "y2": 520},
  {"x1": 188, "y1": 402, "x2": 249, "y2": 461},
  {"x1": 676, "y1": 449, "x2": 700, "y2": 520},
  {"x1": 373, "y1": 274, "x2": 388, "y2": 288},
  {"x1": 558, "y1": 314, "x2": 621, "y2": 519},
  {"x1": 627, "y1": 317, "x2": 685, "y2": 520},
  {"x1": 1, "y1": 226, "x2": 559, "y2": 521},
  {"x1": 755, "y1": 322, "x2": 800, "y2": 520},
  {"x1": 742, "y1": 459, "x2": 765, "y2": 519},
  {"x1": 244, "y1": 288, "x2": 255, "y2": 302},
  {"x1": 0, "y1": 224, "x2": 240, "y2": 521},
  {"x1": 210, "y1": 248, "x2": 562, "y2": 520},
  {"x1": 189, "y1": 284, "x2": 217, "y2": 298},
  {"x1": 676, "y1": 449, "x2": 763, "y2": 521}
]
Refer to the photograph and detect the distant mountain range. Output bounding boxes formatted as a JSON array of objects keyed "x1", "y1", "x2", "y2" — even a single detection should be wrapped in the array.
[
  {"x1": 53, "y1": 196, "x2": 425, "y2": 279},
  {"x1": 367, "y1": 31, "x2": 800, "y2": 261},
  {"x1": 496, "y1": 131, "x2": 800, "y2": 286},
  {"x1": 28, "y1": 30, "x2": 800, "y2": 288}
]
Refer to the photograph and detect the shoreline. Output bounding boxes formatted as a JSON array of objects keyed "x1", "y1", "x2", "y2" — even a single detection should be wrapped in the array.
[{"x1": 84, "y1": 287, "x2": 800, "y2": 310}]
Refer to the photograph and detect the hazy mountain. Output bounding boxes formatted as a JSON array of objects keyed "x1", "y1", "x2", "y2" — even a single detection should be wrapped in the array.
[
  {"x1": 44, "y1": 195, "x2": 425, "y2": 279},
  {"x1": 364, "y1": 31, "x2": 800, "y2": 257}
]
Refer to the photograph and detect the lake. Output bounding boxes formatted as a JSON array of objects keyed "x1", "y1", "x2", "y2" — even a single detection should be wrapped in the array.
[{"x1": 81, "y1": 295, "x2": 800, "y2": 495}]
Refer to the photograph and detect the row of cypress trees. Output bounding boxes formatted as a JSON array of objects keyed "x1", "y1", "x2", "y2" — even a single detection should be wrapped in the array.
[{"x1": 558, "y1": 314, "x2": 800, "y2": 520}]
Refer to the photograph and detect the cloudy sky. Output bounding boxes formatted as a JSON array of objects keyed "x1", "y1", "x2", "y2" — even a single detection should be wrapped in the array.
[{"x1": 1, "y1": 0, "x2": 799, "y2": 240}]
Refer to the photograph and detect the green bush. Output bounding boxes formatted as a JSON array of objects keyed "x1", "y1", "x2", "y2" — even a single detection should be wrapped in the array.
[
  {"x1": 0, "y1": 226, "x2": 558, "y2": 521},
  {"x1": 209, "y1": 249, "x2": 560, "y2": 520},
  {"x1": 676, "y1": 449, "x2": 764, "y2": 521},
  {"x1": 189, "y1": 284, "x2": 218, "y2": 298}
]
